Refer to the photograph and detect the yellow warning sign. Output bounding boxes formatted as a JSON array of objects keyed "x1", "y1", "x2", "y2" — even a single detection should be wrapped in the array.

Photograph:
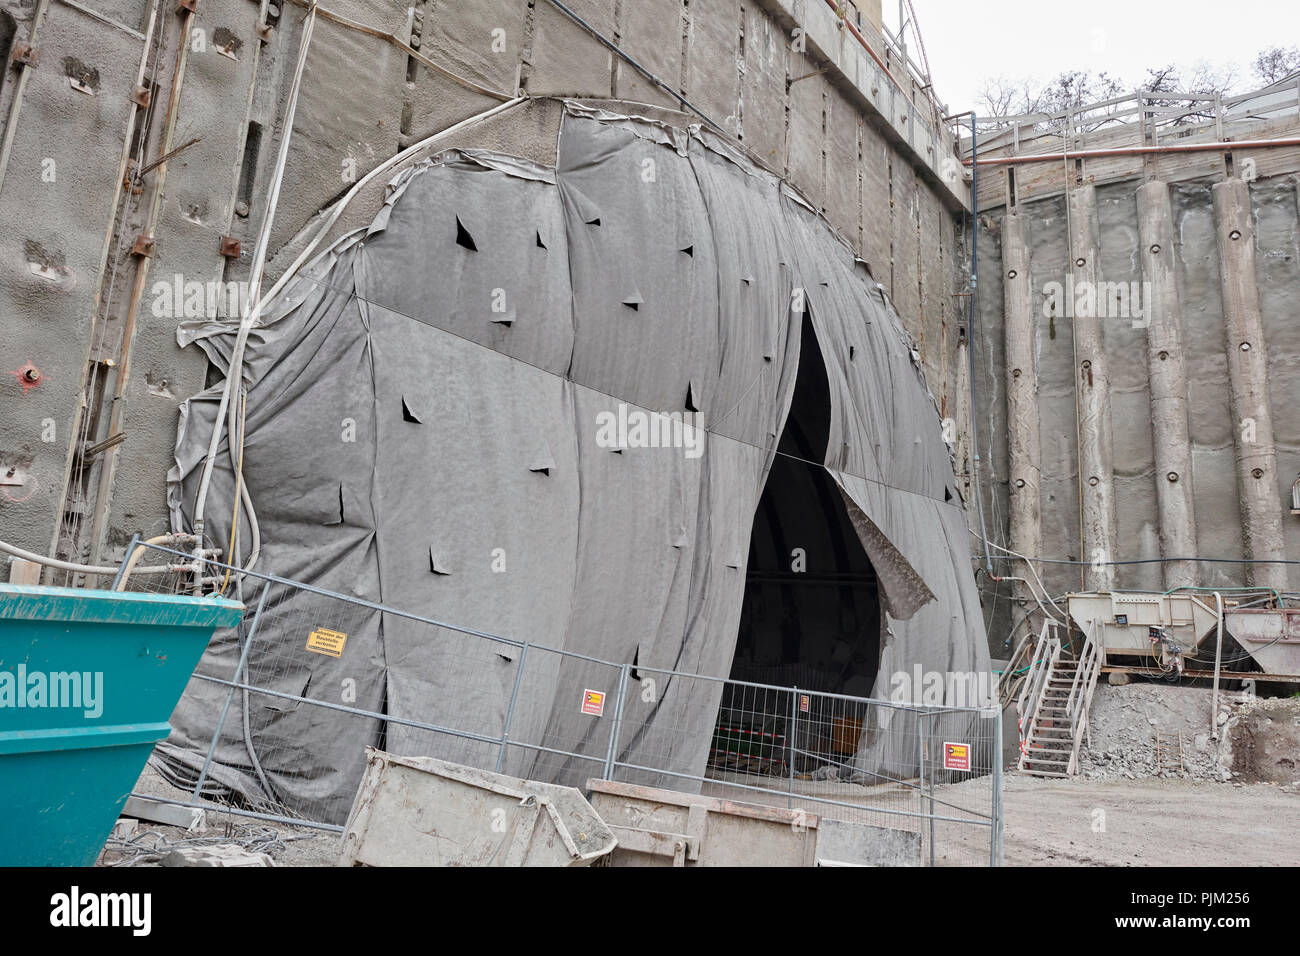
[{"x1": 306, "y1": 627, "x2": 348, "y2": 658}]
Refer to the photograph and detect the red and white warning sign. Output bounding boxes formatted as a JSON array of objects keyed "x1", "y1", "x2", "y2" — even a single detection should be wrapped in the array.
[
  {"x1": 799, "y1": 694, "x2": 810, "y2": 713},
  {"x1": 943, "y1": 741, "x2": 971, "y2": 772},
  {"x1": 581, "y1": 689, "x2": 606, "y2": 717}
]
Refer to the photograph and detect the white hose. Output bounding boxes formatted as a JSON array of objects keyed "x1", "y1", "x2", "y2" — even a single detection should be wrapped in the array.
[
  {"x1": 225, "y1": 385, "x2": 261, "y2": 572},
  {"x1": 192, "y1": 2, "x2": 320, "y2": 549},
  {"x1": 0, "y1": 536, "x2": 185, "y2": 577},
  {"x1": 114, "y1": 534, "x2": 187, "y2": 590}
]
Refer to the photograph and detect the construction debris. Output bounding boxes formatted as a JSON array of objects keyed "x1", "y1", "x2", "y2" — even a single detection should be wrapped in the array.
[
  {"x1": 122, "y1": 796, "x2": 205, "y2": 832},
  {"x1": 161, "y1": 845, "x2": 275, "y2": 867},
  {"x1": 1078, "y1": 682, "x2": 1238, "y2": 782}
]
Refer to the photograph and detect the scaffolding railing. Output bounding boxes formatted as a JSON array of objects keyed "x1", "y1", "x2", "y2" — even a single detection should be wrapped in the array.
[{"x1": 955, "y1": 73, "x2": 1300, "y2": 159}]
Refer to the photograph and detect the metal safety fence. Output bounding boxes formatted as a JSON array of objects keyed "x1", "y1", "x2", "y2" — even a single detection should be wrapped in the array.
[{"x1": 117, "y1": 539, "x2": 1002, "y2": 866}]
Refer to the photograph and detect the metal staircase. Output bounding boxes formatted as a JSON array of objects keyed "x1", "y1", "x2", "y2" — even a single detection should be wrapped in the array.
[{"x1": 1016, "y1": 620, "x2": 1102, "y2": 777}]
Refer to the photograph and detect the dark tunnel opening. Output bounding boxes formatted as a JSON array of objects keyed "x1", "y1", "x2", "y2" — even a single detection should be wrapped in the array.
[{"x1": 712, "y1": 311, "x2": 882, "y2": 775}]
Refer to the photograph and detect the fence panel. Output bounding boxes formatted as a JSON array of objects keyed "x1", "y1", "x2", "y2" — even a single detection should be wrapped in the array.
[
  {"x1": 610, "y1": 666, "x2": 1000, "y2": 866},
  {"x1": 117, "y1": 541, "x2": 1001, "y2": 863}
]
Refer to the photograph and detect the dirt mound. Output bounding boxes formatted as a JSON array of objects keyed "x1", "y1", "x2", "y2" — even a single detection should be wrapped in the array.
[{"x1": 1231, "y1": 697, "x2": 1300, "y2": 784}]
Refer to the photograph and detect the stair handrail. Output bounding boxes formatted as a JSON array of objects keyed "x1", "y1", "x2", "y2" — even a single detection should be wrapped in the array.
[
  {"x1": 1064, "y1": 620, "x2": 1102, "y2": 774},
  {"x1": 1063, "y1": 619, "x2": 1091, "y2": 715},
  {"x1": 1016, "y1": 620, "x2": 1061, "y2": 769}
]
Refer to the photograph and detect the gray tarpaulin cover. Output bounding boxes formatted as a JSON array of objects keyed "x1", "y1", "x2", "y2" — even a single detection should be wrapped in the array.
[{"x1": 157, "y1": 103, "x2": 989, "y2": 823}]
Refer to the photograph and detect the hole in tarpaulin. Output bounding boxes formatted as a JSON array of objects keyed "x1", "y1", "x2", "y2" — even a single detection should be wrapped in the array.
[
  {"x1": 536, "y1": 230, "x2": 547, "y2": 250},
  {"x1": 323, "y1": 484, "x2": 345, "y2": 526},
  {"x1": 529, "y1": 444, "x2": 555, "y2": 475},
  {"x1": 455, "y1": 216, "x2": 477, "y2": 251},
  {"x1": 401, "y1": 398, "x2": 421, "y2": 423},
  {"x1": 718, "y1": 308, "x2": 881, "y2": 777},
  {"x1": 428, "y1": 548, "x2": 453, "y2": 575},
  {"x1": 680, "y1": 245, "x2": 693, "y2": 257}
]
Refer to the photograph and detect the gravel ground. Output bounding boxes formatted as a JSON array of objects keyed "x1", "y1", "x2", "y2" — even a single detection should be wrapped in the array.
[{"x1": 992, "y1": 773, "x2": 1300, "y2": 866}]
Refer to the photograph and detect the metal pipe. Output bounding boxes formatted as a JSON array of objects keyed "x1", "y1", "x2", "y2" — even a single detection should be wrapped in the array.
[
  {"x1": 497, "y1": 642, "x2": 530, "y2": 773},
  {"x1": 601, "y1": 662, "x2": 629, "y2": 781},
  {"x1": 193, "y1": 583, "x2": 271, "y2": 801},
  {"x1": 1211, "y1": 591, "x2": 1224, "y2": 739},
  {"x1": 787, "y1": 686, "x2": 798, "y2": 808},
  {"x1": 992, "y1": 703, "x2": 1003, "y2": 866},
  {"x1": 111, "y1": 535, "x2": 140, "y2": 590},
  {"x1": 916, "y1": 709, "x2": 925, "y2": 844},
  {"x1": 960, "y1": 111, "x2": 992, "y2": 574},
  {"x1": 926, "y1": 711, "x2": 935, "y2": 866},
  {"x1": 968, "y1": 137, "x2": 1300, "y2": 166}
]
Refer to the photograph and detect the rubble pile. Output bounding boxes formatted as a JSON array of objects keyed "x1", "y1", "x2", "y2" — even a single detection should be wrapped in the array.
[{"x1": 1078, "y1": 682, "x2": 1237, "y2": 782}]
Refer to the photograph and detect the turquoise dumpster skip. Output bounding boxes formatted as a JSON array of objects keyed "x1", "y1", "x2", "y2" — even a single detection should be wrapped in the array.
[{"x1": 0, "y1": 584, "x2": 243, "y2": 866}]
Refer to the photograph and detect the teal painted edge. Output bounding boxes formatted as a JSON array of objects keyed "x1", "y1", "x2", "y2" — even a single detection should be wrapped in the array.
[
  {"x1": 0, "y1": 722, "x2": 171, "y2": 755},
  {"x1": 0, "y1": 585, "x2": 244, "y2": 628}
]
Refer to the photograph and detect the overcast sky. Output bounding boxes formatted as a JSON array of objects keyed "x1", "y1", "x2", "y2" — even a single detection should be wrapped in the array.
[{"x1": 882, "y1": 0, "x2": 1300, "y2": 114}]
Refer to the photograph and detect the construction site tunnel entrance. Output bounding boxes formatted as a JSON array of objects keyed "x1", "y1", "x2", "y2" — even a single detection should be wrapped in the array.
[{"x1": 716, "y1": 312, "x2": 882, "y2": 775}]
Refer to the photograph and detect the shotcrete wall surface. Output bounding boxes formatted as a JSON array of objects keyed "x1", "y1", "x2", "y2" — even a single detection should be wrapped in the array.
[
  {"x1": 974, "y1": 172, "x2": 1300, "y2": 608},
  {"x1": 157, "y1": 104, "x2": 988, "y2": 821}
]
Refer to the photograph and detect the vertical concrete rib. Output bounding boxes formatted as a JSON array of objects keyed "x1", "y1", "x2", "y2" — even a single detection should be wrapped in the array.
[
  {"x1": 1068, "y1": 184, "x2": 1118, "y2": 590},
  {"x1": 1212, "y1": 178, "x2": 1288, "y2": 592},
  {"x1": 1137, "y1": 181, "x2": 1198, "y2": 589},
  {"x1": 1002, "y1": 213, "x2": 1042, "y2": 606}
]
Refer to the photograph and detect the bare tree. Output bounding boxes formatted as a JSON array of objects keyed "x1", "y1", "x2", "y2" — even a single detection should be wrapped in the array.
[
  {"x1": 1253, "y1": 45, "x2": 1300, "y2": 85},
  {"x1": 1179, "y1": 60, "x2": 1239, "y2": 98},
  {"x1": 1032, "y1": 69, "x2": 1124, "y2": 117},
  {"x1": 974, "y1": 76, "x2": 1031, "y2": 128},
  {"x1": 1140, "y1": 61, "x2": 1238, "y2": 125},
  {"x1": 976, "y1": 69, "x2": 1126, "y2": 135}
]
